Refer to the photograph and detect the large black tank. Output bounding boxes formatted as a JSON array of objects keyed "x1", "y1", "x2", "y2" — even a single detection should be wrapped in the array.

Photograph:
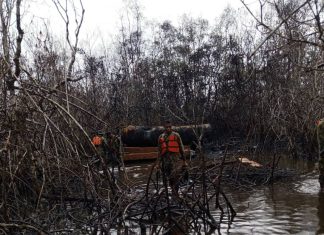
[{"x1": 121, "y1": 124, "x2": 211, "y2": 147}]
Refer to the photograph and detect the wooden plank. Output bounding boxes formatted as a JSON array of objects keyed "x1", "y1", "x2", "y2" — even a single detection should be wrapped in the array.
[
  {"x1": 123, "y1": 152, "x2": 158, "y2": 161},
  {"x1": 123, "y1": 146, "x2": 191, "y2": 161},
  {"x1": 124, "y1": 146, "x2": 191, "y2": 153},
  {"x1": 238, "y1": 157, "x2": 262, "y2": 167},
  {"x1": 124, "y1": 146, "x2": 158, "y2": 153}
]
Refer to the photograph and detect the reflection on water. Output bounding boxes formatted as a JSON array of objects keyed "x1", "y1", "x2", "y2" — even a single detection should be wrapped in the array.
[
  {"x1": 297, "y1": 177, "x2": 319, "y2": 195},
  {"x1": 124, "y1": 158, "x2": 324, "y2": 234},
  {"x1": 223, "y1": 180, "x2": 319, "y2": 234}
]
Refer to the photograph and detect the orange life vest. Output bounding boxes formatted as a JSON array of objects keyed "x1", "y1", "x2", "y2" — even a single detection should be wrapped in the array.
[
  {"x1": 159, "y1": 133, "x2": 180, "y2": 155},
  {"x1": 92, "y1": 136, "x2": 102, "y2": 146}
]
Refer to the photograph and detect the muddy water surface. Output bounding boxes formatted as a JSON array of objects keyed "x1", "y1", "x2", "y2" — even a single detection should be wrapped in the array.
[{"x1": 124, "y1": 157, "x2": 323, "y2": 234}]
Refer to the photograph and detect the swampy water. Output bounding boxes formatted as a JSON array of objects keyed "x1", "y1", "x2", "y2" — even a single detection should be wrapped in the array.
[{"x1": 124, "y1": 157, "x2": 324, "y2": 235}]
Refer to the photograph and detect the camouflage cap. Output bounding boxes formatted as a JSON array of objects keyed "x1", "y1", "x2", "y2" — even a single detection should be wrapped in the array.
[{"x1": 97, "y1": 130, "x2": 105, "y2": 135}]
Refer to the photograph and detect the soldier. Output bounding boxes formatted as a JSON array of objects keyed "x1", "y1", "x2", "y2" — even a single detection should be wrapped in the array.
[
  {"x1": 106, "y1": 131, "x2": 122, "y2": 173},
  {"x1": 157, "y1": 120, "x2": 187, "y2": 196},
  {"x1": 317, "y1": 119, "x2": 324, "y2": 189},
  {"x1": 91, "y1": 131, "x2": 107, "y2": 168}
]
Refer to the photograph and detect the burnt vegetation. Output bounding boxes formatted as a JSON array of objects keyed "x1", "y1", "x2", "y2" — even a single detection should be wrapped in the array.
[{"x1": 0, "y1": 0, "x2": 323, "y2": 233}]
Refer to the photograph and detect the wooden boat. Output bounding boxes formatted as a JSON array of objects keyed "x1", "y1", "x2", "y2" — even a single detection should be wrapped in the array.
[
  {"x1": 123, "y1": 145, "x2": 192, "y2": 162},
  {"x1": 120, "y1": 124, "x2": 209, "y2": 161}
]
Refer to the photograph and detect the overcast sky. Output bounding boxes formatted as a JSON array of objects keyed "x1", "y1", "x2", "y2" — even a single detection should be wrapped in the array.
[
  {"x1": 82, "y1": 0, "x2": 252, "y2": 36},
  {"x1": 25, "y1": 0, "x2": 257, "y2": 50},
  {"x1": 29, "y1": 1, "x2": 256, "y2": 31},
  {"x1": 81, "y1": 0, "x2": 242, "y2": 30}
]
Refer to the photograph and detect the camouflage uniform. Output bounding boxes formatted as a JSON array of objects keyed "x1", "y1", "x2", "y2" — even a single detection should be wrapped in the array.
[
  {"x1": 106, "y1": 134, "x2": 122, "y2": 168},
  {"x1": 317, "y1": 119, "x2": 324, "y2": 188},
  {"x1": 158, "y1": 131, "x2": 185, "y2": 194}
]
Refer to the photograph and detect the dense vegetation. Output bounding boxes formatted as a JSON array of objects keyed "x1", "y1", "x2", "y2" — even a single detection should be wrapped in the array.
[{"x1": 0, "y1": 0, "x2": 323, "y2": 233}]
